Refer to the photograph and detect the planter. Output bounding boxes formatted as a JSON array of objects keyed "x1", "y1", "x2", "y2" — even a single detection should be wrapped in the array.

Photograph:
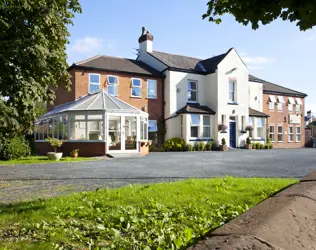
[
  {"x1": 47, "y1": 152, "x2": 63, "y2": 161},
  {"x1": 71, "y1": 152, "x2": 78, "y2": 158},
  {"x1": 246, "y1": 144, "x2": 252, "y2": 150},
  {"x1": 220, "y1": 145, "x2": 228, "y2": 151}
]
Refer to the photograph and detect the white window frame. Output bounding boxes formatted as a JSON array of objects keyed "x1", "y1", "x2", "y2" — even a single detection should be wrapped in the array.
[
  {"x1": 277, "y1": 102, "x2": 283, "y2": 111},
  {"x1": 180, "y1": 115, "x2": 183, "y2": 138},
  {"x1": 147, "y1": 79, "x2": 157, "y2": 99},
  {"x1": 288, "y1": 103, "x2": 293, "y2": 112},
  {"x1": 296, "y1": 104, "x2": 301, "y2": 113},
  {"x1": 131, "y1": 78, "x2": 142, "y2": 98},
  {"x1": 229, "y1": 79, "x2": 237, "y2": 103},
  {"x1": 288, "y1": 125, "x2": 294, "y2": 142},
  {"x1": 202, "y1": 115, "x2": 211, "y2": 138},
  {"x1": 89, "y1": 73, "x2": 101, "y2": 93},
  {"x1": 269, "y1": 102, "x2": 275, "y2": 110},
  {"x1": 256, "y1": 117, "x2": 264, "y2": 139},
  {"x1": 187, "y1": 80, "x2": 198, "y2": 103},
  {"x1": 107, "y1": 75, "x2": 119, "y2": 96},
  {"x1": 296, "y1": 126, "x2": 301, "y2": 142},
  {"x1": 148, "y1": 120, "x2": 157, "y2": 132},
  {"x1": 190, "y1": 114, "x2": 199, "y2": 138},
  {"x1": 277, "y1": 124, "x2": 283, "y2": 142},
  {"x1": 269, "y1": 125, "x2": 275, "y2": 142}
]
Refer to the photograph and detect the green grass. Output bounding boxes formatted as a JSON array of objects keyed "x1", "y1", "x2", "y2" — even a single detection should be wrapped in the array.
[
  {"x1": 0, "y1": 156, "x2": 103, "y2": 166},
  {"x1": 0, "y1": 177, "x2": 297, "y2": 249}
]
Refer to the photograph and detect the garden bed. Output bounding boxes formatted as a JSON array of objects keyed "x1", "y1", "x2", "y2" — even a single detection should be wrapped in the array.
[{"x1": 0, "y1": 177, "x2": 296, "y2": 249}]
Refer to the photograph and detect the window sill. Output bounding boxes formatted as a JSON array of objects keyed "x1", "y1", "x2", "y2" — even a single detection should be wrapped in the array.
[
  {"x1": 189, "y1": 138, "x2": 213, "y2": 142},
  {"x1": 227, "y1": 102, "x2": 238, "y2": 105},
  {"x1": 296, "y1": 141, "x2": 301, "y2": 143},
  {"x1": 277, "y1": 141, "x2": 283, "y2": 143},
  {"x1": 131, "y1": 96, "x2": 142, "y2": 99},
  {"x1": 187, "y1": 101, "x2": 199, "y2": 104},
  {"x1": 288, "y1": 141, "x2": 294, "y2": 143},
  {"x1": 147, "y1": 97, "x2": 157, "y2": 100}
]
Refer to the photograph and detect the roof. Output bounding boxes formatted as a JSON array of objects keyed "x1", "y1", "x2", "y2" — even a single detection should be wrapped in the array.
[
  {"x1": 249, "y1": 108, "x2": 269, "y2": 117},
  {"x1": 148, "y1": 49, "x2": 232, "y2": 74},
  {"x1": 69, "y1": 55, "x2": 164, "y2": 77},
  {"x1": 176, "y1": 104, "x2": 216, "y2": 115},
  {"x1": 249, "y1": 74, "x2": 307, "y2": 97},
  {"x1": 39, "y1": 90, "x2": 147, "y2": 119}
]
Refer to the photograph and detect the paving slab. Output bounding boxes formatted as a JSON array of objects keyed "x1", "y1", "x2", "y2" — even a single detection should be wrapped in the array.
[
  {"x1": 275, "y1": 181, "x2": 316, "y2": 201},
  {"x1": 300, "y1": 171, "x2": 316, "y2": 182}
]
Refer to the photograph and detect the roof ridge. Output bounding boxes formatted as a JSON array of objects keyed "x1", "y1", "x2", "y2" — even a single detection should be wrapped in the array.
[{"x1": 75, "y1": 55, "x2": 103, "y2": 65}]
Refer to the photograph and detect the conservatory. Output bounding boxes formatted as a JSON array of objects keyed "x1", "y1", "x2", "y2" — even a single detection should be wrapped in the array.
[{"x1": 35, "y1": 90, "x2": 149, "y2": 156}]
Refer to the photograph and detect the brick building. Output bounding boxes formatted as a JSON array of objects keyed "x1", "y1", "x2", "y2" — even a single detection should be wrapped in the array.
[{"x1": 249, "y1": 75, "x2": 307, "y2": 148}]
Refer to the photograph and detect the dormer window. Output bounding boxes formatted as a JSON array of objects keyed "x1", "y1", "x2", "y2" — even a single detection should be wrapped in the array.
[
  {"x1": 187, "y1": 80, "x2": 197, "y2": 103},
  {"x1": 89, "y1": 74, "x2": 101, "y2": 93},
  {"x1": 107, "y1": 75, "x2": 119, "y2": 96}
]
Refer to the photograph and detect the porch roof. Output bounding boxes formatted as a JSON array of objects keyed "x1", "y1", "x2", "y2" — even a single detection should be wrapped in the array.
[
  {"x1": 249, "y1": 108, "x2": 269, "y2": 118},
  {"x1": 176, "y1": 104, "x2": 216, "y2": 115},
  {"x1": 40, "y1": 90, "x2": 147, "y2": 119}
]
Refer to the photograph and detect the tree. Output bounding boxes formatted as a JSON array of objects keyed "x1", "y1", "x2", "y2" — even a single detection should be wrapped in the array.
[
  {"x1": 0, "y1": 0, "x2": 81, "y2": 138},
  {"x1": 203, "y1": 0, "x2": 316, "y2": 31}
]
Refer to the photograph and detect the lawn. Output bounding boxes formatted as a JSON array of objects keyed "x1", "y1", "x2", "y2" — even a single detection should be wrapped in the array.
[
  {"x1": 0, "y1": 156, "x2": 103, "y2": 166},
  {"x1": 0, "y1": 177, "x2": 297, "y2": 249}
]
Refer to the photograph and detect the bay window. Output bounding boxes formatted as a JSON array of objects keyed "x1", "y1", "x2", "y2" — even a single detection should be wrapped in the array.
[
  {"x1": 190, "y1": 114, "x2": 199, "y2": 138},
  {"x1": 256, "y1": 118, "x2": 264, "y2": 138},
  {"x1": 202, "y1": 116, "x2": 211, "y2": 138}
]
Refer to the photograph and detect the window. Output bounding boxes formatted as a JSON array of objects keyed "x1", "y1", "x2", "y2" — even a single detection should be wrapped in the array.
[
  {"x1": 180, "y1": 115, "x2": 183, "y2": 138},
  {"x1": 107, "y1": 75, "x2": 119, "y2": 96},
  {"x1": 222, "y1": 114, "x2": 226, "y2": 125},
  {"x1": 147, "y1": 80, "x2": 157, "y2": 99},
  {"x1": 256, "y1": 118, "x2": 264, "y2": 138},
  {"x1": 278, "y1": 125, "x2": 283, "y2": 142},
  {"x1": 140, "y1": 117, "x2": 148, "y2": 140},
  {"x1": 288, "y1": 126, "x2": 294, "y2": 142},
  {"x1": 277, "y1": 103, "x2": 283, "y2": 111},
  {"x1": 190, "y1": 114, "x2": 199, "y2": 137},
  {"x1": 296, "y1": 126, "x2": 301, "y2": 142},
  {"x1": 288, "y1": 104, "x2": 293, "y2": 112},
  {"x1": 187, "y1": 80, "x2": 197, "y2": 102},
  {"x1": 296, "y1": 104, "x2": 301, "y2": 112},
  {"x1": 203, "y1": 116, "x2": 211, "y2": 137},
  {"x1": 241, "y1": 116, "x2": 246, "y2": 130},
  {"x1": 269, "y1": 102, "x2": 275, "y2": 110},
  {"x1": 229, "y1": 79, "x2": 236, "y2": 102},
  {"x1": 148, "y1": 120, "x2": 157, "y2": 132},
  {"x1": 89, "y1": 74, "x2": 100, "y2": 93},
  {"x1": 288, "y1": 97, "x2": 295, "y2": 112},
  {"x1": 269, "y1": 125, "x2": 275, "y2": 142},
  {"x1": 131, "y1": 78, "x2": 142, "y2": 97}
]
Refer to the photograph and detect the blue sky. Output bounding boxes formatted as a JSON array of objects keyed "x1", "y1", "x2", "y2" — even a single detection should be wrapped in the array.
[{"x1": 67, "y1": 0, "x2": 315, "y2": 112}]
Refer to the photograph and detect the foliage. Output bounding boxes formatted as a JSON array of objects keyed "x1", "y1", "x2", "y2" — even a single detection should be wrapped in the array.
[
  {"x1": 264, "y1": 144, "x2": 269, "y2": 149},
  {"x1": 163, "y1": 138, "x2": 186, "y2": 151},
  {"x1": 245, "y1": 125, "x2": 254, "y2": 132},
  {"x1": 0, "y1": 136, "x2": 31, "y2": 160},
  {"x1": 0, "y1": 0, "x2": 82, "y2": 139},
  {"x1": 246, "y1": 137, "x2": 251, "y2": 145},
  {"x1": 0, "y1": 156, "x2": 101, "y2": 166},
  {"x1": 0, "y1": 177, "x2": 297, "y2": 249},
  {"x1": 193, "y1": 142, "x2": 201, "y2": 151},
  {"x1": 218, "y1": 123, "x2": 227, "y2": 131},
  {"x1": 255, "y1": 143, "x2": 261, "y2": 149},
  {"x1": 45, "y1": 137, "x2": 65, "y2": 152},
  {"x1": 184, "y1": 144, "x2": 193, "y2": 151},
  {"x1": 266, "y1": 128, "x2": 271, "y2": 144},
  {"x1": 71, "y1": 149, "x2": 79, "y2": 154},
  {"x1": 211, "y1": 142, "x2": 218, "y2": 151},
  {"x1": 199, "y1": 141, "x2": 206, "y2": 151},
  {"x1": 260, "y1": 144, "x2": 264, "y2": 149},
  {"x1": 221, "y1": 138, "x2": 226, "y2": 145},
  {"x1": 202, "y1": 0, "x2": 316, "y2": 31},
  {"x1": 205, "y1": 141, "x2": 213, "y2": 151},
  {"x1": 268, "y1": 144, "x2": 273, "y2": 149}
]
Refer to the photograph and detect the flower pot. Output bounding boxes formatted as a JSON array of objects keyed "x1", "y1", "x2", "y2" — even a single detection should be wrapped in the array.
[
  {"x1": 47, "y1": 152, "x2": 63, "y2": 161},
  {"x1": 220, "y1": 145, "x2": 227, "y2": 151},
  {"x1": 246, "y1": 144, "x2": 252, "y2": 150},
  {"x1": 71, "y1": 153, "x2": 78, "y2": 158}
]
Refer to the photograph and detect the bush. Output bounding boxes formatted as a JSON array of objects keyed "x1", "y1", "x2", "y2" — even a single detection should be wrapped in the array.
[
  {"x1": 46, "y1": 137, "x2": 65, "y2": 152},
  {"x1": 205, "y1": 141, "x2": 213, "y2": 151},
  {"x1": 163, "y1": 137, "x2": 185, "y2": 151},
  {"x1": 0, "y1": 136, "x2": 31, "y2": 160},
  {"x1": 264, "y1": 144, "x2": 269, "y2": 149},
  {"x1": 211, "y1": 142, "x2": 218, "y2": 151},
  {"x1": 246, "y1": 137, "x2": 251, "y2": 145},
  {"x1": 260, "y1": 144, "x2": 265, "y2": 149},
  {"x1": 251, "y1": 143, "x2": 256, "y2": 149},
  {"x1": 193, "y1": 142, "x2": 201, "y2": 151},
  {"x1": 255, "y1": 143, "x2": 261, "y2": 149},
  {"x1": 268, "y1": 144, "x2": 273, "y2": 149},
  {"x1": 200, "y1": 142, "x2": 205, "y2": 151},
  {"x1": 184, "y1": 144, "x2": 193, "y2": 151}
]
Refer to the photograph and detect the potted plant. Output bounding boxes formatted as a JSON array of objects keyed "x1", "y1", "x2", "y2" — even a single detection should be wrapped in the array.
[
  {"x1": 220, "y1": 138, "x2": 227, "y2": 151},
  {"x1": 70, "y1": 149, "x2": 79, "y2": 158},
  {"x1": 218, "y1": 123, "x2": 228, "y2": 133},
  {"x1": 46, "y1": 137, "x2": 65, "y2": 161},
  {"x1": 245, "y1": 137, "x2": 252, "y2": 150}
]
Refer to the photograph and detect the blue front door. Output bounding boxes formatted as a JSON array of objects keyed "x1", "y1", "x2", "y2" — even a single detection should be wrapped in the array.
[{"x1": 229, "y1": 121, "x2": 236, "y2": 148}]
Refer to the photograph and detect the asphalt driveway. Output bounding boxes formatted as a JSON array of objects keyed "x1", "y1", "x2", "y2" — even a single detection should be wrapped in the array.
[{"x1": 1, "y1": 149, "x2": 316, "y2": 203}]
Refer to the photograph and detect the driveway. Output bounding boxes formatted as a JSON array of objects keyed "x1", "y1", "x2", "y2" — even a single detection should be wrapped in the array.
[{"x1": 1, "y1": 149, "x2": 316, "y2": 203}]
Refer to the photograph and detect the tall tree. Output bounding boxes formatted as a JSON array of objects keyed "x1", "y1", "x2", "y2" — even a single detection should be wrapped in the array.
[
  {"x1": 0, "y1": 0, "x2": 81, "y2": 138},
  {"x1": 203, "y1": 0, "x2": 316, "y2": 31}
]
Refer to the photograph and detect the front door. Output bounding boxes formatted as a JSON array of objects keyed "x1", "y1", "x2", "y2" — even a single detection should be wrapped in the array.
[
  {"x1": 229, "y1": 121, "x2": 236, "y2": 148},
  {"x1": 107, "y1": 115, "x2": 138, "y2": 152}
]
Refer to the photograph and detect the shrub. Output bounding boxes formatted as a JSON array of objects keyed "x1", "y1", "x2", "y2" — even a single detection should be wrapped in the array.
[
  {"x1": 205, "y1": 141, "x2": 213, "y2": 151},
  {"x1": 264, "y1": 144, "x2": 269, "y2": 149},
  {"x1": 193, "y1": 142, "x2": 201, "y2": 151},
  {"x1": 221, "y1": 138, "x2": 226, "y2": 145},
  {"x1": 246, "y1": 137, "x2": 251, "y2": 145},
  {"x1": 260, "y1": 144, "x2": 264, "y2": 149},
  {"x1": 46, "y1": 137, "x2": 65, "y2": 152},
  {"x1": 200, "y1": 142, "x2": 206, "y2": 151},
  {"x1": 0, "y1": 136, "x2": 31, "y2": 160},
  {"x1": 163, "y1": 137, "x2": 185, "y2": 152},
  {"x1": 251, "y1": 143, "x2": 256, "y2": 149},
  {"x1": 184, "y1": 144, "x2": 193, "y2": 151},
  {"x1": 211, "y1": 142, "x2": 218, "y2": 151},
  {"x1": 268, "y1": 144, "x2": 273, "y2": 149},
  {"x1": 255, "y1": 143, "x2": 261, "y2": 149}
]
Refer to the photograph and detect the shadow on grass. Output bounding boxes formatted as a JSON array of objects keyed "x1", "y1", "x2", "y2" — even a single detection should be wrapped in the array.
[{"x1": 0, "y1": 200, "x2": 46, "y2": 215}]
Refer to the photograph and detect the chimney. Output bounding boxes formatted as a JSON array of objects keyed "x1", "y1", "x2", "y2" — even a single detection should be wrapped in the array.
[{"x1": 138, "y1": 26, "x2": 154, "y2": 54}]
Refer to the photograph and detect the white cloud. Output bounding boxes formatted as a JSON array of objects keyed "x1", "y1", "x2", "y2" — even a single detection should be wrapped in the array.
[
  {"x1": 72, "y1": 37, "x2": 104, "y2": 53},
  {"x1": 306, "y1": 35, "x2": 315, "y2": 41}
]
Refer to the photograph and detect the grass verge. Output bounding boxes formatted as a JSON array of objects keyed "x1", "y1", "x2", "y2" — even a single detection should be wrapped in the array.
[
  {"x1": 0, "y1": 177, "x2": 297, "y2": 249},
  {"x1": 0, "y1": 156, "x2": 103, "y2": 166}
]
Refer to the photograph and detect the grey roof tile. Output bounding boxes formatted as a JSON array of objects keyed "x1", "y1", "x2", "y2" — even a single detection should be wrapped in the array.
[
  {"x1": 176, "y1": 104, "x2": 216, "y2": 115},
  {"x1": 249, "y1": 108, "x2": 269, "y2": 117}
]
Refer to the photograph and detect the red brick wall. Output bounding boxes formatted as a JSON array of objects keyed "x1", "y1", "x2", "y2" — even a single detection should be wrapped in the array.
[
  {"x1": 50, "y1": 68, "x2": 164, "y2": 121},
  {"x1": 35, "y1": 142, "x2": 106, "y2": 157},
  {"x1": 263, "y1": 94, "x2": 305, "y2": 148}
]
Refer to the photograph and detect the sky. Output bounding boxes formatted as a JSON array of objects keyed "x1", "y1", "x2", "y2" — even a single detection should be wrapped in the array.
[{"x1": 66, "y1": 0, "x2": 316, "y2": 112}]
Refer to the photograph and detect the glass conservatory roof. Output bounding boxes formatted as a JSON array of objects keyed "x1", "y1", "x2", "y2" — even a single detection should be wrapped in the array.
[{"x1": 40, "y1": 90, "x2": 147, "y2": 119}]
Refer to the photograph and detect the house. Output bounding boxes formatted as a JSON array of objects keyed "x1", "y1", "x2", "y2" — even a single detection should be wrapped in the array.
[
  {"x1": 137, "y1": 27, "x2": 268, "y2": 147},
  {"x1": 35, "y1": 56, "x2": 165, "y2": 156},
  {"x1": 249, "y1": 75, "x2": 307, "y2": 148}
]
